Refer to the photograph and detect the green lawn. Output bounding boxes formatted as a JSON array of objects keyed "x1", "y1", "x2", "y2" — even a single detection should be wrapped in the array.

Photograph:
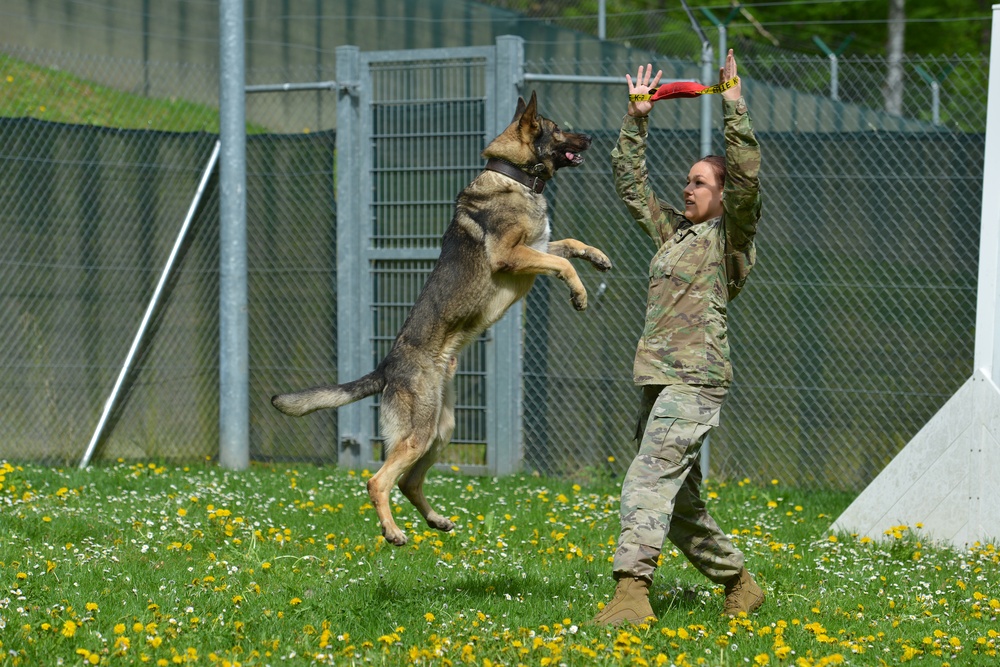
[
  {"x1": 0, "y1": 460, "x2": 997, "y2": 666},
  {"x1": 0, "y1": 52, "x2": 267, "y2": 133}
]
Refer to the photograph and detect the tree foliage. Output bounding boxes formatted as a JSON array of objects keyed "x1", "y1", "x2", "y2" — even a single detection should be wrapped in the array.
[{"x1": 486, "y1": 0, "x2": 992, "y2": 57}]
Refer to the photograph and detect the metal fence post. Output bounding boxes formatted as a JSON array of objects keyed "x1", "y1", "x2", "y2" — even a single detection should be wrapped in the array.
[
  {"x1": 700, "y1": 40, "x2": 715, "y2": 159},
  {"x1": 700, "y1": 5, "x2": 740, "y2": 68},
  {"x1": 813, "y1": 35, "x2": 854, "y2": 103},
  {"x1": 489, "y1": 35, "x2": 526, "y2": 476},
  {"x1": 681, "y1": 0, "x2": 714, "y2": 158},
  {"x1": 915, "y1": 64, "x2": 955, "y2": 126},
  {"x1": 219, "y1": 0, "x2": 249, "y2": 470},
  {"x1": 335, "y1": 45, "x2": 371, "y2": 469}
]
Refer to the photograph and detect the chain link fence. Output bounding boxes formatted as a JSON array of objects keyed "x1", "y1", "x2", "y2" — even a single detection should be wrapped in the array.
[{"x1": 0, "y1": 32, "x2": 988, "y2": 490}]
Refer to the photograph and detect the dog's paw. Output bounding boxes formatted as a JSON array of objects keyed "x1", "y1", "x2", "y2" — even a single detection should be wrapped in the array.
[
  {"x1": 571, "y1": 291, "x2": 588, "y2": 311},
  {"x1": 589, "y1": 250, "x2": 612, "y2": 272},
  {"x1": 382, "y1": 526, "x2": 408, "y2": 547},
  {"x1": 426, "y1": 513, "x2": 455, "y2": 533}
]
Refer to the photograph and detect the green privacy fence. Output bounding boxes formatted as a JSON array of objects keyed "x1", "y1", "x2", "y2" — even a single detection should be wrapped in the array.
[
  {"x1": 0, "y1": 24, "x2": 988, "y2": 489},
  {"x1": 0, "y1": 118, "x2": 338, "y2": 464},
  {"x1": 0, "y1": 112, "x2": 983, "y2": 491}
]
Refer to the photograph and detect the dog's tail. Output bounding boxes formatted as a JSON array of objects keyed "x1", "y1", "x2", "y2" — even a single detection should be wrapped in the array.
[{"x1": 271, "y1": 370, "x2": 385, "y2": 417}]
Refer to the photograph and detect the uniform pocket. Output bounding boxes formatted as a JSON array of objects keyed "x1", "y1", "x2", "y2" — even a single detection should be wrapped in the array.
[
  {"x1": 651, "y1": 385, "x2": 723, "y2": 426},
  {"x1": 641, "y1": 416, "x2": 688, "y2": 465}
]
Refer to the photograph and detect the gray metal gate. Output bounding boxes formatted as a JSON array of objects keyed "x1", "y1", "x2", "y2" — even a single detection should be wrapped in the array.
[{"x1": 333, "y1": 37, "x2": 525, "y2": 476}]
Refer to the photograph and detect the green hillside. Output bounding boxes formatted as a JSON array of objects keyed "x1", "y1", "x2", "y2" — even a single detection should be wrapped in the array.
[{"x1": 0, "y1": 52, "x2": 266, "y2": 133}]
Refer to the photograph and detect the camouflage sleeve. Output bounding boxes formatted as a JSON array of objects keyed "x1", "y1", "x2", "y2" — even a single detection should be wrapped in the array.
[
  {"x1": 611, "y1": 114, "x2": 680, "y2": 244},
  {"x1": 722, "y1": 97, "x2": 762, "y2": 252}
]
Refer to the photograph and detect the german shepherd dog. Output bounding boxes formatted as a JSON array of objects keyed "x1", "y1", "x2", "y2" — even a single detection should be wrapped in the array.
[{"x1": 272, "y1": 92, "x2": 611, "y2": 546}]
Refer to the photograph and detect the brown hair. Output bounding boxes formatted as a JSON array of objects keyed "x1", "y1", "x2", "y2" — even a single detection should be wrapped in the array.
[{"x1": 699, "y1": 155, "x2": 726, "y2": 187}]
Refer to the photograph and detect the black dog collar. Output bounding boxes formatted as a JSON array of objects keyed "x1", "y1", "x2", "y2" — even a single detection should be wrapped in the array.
[{"x1": 485, "y1": 158, "x2": 546, "y2": 194}]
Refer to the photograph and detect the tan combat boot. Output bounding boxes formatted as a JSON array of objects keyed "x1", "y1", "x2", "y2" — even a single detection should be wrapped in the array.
[
  {"x1": 592, "y1": 576, "x2": 656, "y2": 626},
  {"x1": 723, "y1": 568, "x2": 764, "y2": 617}
]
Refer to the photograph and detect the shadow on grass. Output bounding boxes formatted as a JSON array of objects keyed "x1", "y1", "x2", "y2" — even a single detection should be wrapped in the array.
[
  {"x1": 449, "y1": 571, "x2": 569, "y2": 599},
  {"x1": 650, "y1": 582, "x2": 714, "y2": 616}
]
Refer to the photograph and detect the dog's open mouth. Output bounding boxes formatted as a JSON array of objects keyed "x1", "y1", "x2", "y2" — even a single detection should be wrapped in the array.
[{"x1": 565, "y1": 151, "x2": 585, "y2": 166}]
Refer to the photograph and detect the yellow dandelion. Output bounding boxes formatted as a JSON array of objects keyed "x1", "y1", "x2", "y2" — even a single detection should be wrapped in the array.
[
  {"x1": 290, "y1": 597, "x2": 302, "y2": 606},
  {"x1": 61, "y1": 620, "x2": 77, "y2": 637},
  {"x1": 424, "y1": 612, "x2": 435, "y2": 622}
]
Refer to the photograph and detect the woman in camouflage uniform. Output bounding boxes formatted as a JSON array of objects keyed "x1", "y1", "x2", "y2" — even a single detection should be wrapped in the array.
[{"x1": 593, "y1": 50, "x2": 765, "y2": 626}]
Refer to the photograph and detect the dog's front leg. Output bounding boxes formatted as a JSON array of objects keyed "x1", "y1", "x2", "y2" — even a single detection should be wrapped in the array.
[
  {"x1": 546, "y1": 238, "x2": 613, "y2": 272},
  {"x1": 497, "y1": 244, "x2": 589, "y2": 310}
]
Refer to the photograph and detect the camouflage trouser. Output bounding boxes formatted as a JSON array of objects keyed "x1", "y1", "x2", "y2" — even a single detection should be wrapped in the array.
[{"x1": 613, "y1": 383, "x2": 744, "y2": 584}]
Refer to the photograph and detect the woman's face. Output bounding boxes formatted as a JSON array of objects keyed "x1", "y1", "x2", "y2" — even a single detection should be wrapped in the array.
[{"x1": 682, "y1": 161, "x2": 723, "y2": 223}]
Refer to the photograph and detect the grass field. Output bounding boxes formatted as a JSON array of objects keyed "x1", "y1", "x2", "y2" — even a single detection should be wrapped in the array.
[
  {"x1": 1, "y1": 460, "x2": 997, "y2": 666},
  {"x1": 1, "y1": 52, "x2": 269, "y2": 133}
]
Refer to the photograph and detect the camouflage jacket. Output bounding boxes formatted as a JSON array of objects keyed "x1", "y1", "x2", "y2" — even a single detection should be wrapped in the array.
[{"x1": 612, "y1": 97, "x2": 761, "y2": 387}]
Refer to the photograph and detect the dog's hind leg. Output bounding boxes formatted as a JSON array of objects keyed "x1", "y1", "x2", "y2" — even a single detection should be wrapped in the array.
[
  {"x1": 399, "y1": 363, "x2": 457, "y2": 533},
  {"x1": 368, "y1": 431, "x2": 435, "y2": 546},
  {"x1": 366, "y1": 388, "x2": 440, "y2": 547}
]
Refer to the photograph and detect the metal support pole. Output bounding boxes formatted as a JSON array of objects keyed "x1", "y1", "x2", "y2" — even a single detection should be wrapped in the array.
[
  {"x1": 915, "y1": 64, "x2": 954, "y2": 127},
  {"x1": 829, "y1": 54, "x2": 839, "y2": 102},
  {"x1": 683, "y1": 0, "x2": 714, "y2": 158},
  {"x1": 700, "y1": 40, "x2": 714, "y2": 158},
  {"x1": 813, "y1": 35, "x2": 853, "y2": 103},
  {"x1": 700, "y1": 6, "x2": 739, "y2": 68},
  {"x1": 598, "y1": 0, "x2": 606, "y2": 40},
  {"x1": 718, "y1": 24, "x2": 727, "y2": 67},
  {"x1": 79, "y1": 142, "x2": 221, "y2": 468},
  {"x1": 219, "y1": 0, "x2": 249, "y2": 470},
  {"x1": 490, "y1": 35, "x2": 526, "y2": 475},
  {"x1": 334, "y1": 45, "x2": 367, "y2": 469},
  {"x1": 931, "y1": 80, "x2": 941, "y2": 125}
]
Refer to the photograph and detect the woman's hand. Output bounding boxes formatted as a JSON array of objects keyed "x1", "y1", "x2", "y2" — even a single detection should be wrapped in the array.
[
  {"x1": 626, "y1": 64, "x2": 662, "y2": 118},
  {"x1": 720, "y1": 49, "x2": 742, "y2": 101}
]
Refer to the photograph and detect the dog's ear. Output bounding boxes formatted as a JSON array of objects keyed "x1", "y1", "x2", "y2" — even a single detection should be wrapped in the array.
[
  {"x1": 517, "y1": 91, "x2": 539, "y2": 135},
  {"x1": 511, "y1": 96, "x2": 527, "y2": 123}
]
